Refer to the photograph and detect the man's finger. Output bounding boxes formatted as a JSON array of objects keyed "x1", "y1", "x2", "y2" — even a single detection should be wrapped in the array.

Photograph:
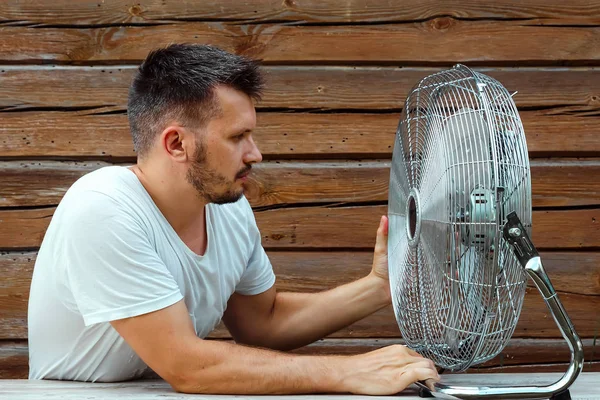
[
  {"x1": 410, "y1": 359, "x2": 440, "y2": 376},
  {"x1": 379, "y1": 215, "x2": 389, "y2": 236},
  {"x1": 374, "y1": 215, "x2": 389, "y2": 253},
  {"x1": 397, "y1": 367, "x2": 440, "y2": 392},
  {"x1": 403, "y1": 346, "x2": 425, "y2": 359}
]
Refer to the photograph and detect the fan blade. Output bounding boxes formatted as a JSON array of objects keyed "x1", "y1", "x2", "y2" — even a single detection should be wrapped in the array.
[
  {"x1": 416, "y1": 126, "x2": 447, "y2": 211},
  {"x1": 443, "y1": 108, "x2": 492, "y2": 209},
  {"x1": 390, "y1": 132, "x2": 411, "y2": 206}
]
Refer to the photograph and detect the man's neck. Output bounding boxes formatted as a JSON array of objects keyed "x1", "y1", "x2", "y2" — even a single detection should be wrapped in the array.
[{"x1": 129, "y1": 163, "x2": 208, "y2": 253}]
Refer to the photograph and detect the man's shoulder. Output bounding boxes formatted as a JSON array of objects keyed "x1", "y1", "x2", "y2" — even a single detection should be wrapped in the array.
[
  {"x1": 58, "y1": 166, "x2": 145, "y2": 219},
  {"x1": 70, "y1": 165, "x2": 133, "y2": 191},
  {"x1": 65, "y1": 166, "x2": 140, "y2": 202}
]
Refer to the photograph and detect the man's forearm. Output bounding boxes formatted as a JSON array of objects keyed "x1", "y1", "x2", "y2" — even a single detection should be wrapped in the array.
[
  {"x1": 173, "y1": 338, "x2": 342, "y2": 394},
  {"x1": 264, "y1": 273, "x2": 391, "y2": 350}
]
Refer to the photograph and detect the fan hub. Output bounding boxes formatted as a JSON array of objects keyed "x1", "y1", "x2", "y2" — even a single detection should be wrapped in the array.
[{"x1": 406, "y1": 189, "x2": 421, "y2": 248}]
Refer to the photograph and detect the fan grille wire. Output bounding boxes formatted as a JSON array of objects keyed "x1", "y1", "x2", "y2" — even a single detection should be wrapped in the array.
[{"x1": 388, "y1": 65, "x2": 532, "y2": 371}]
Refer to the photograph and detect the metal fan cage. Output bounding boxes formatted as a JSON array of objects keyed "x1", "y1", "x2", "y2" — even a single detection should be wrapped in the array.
[{"x1": 388, "y1": 64, "x2": 533, "y2": 371}]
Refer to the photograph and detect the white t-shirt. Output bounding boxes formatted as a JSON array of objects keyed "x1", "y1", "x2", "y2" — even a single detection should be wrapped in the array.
[{"x1": 28, "y1": 166, "x2": 276, "y2": 382}]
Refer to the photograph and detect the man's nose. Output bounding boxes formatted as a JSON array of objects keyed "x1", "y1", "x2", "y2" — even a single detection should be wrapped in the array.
[{"x1": 245, "y1": 136, "x2": 262, "y2": 164}]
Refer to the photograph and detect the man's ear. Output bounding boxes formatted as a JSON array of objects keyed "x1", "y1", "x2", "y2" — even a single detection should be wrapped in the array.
[{"x1": 160, "y1": 125, "x2": 191, "y2": 162}]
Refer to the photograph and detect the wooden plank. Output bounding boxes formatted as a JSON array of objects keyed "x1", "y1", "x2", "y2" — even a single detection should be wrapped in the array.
[
  {"x1": 1, "y1": 111, "x2": 599, "y2": 158},
  {"x1": 0, "y1": 208, "x2": 54, "y2": 249},
  {"x1": 530, "y1": 159, "x2": 600, "y2": 207},
  {"x1": 2, "y1": 160, "x2": 599, "y2": 208},
  {"x1": 1, "y1": 340, "x2": 598, "y2": 380},
  {"x1": 0, "y1": 205, "x2": 598, "y2": 250},
  {"x1": 519, "y1": 110, "x2": 600, "y2": 157},
  {"x1": 0, "y1": 161, "x2": 110, "y2": 207},
  {"x1": 2, "y1": 67, "x2": 599, "y2": 111},
  {"x1": 0, "y1": 161, "x2": 390, "y2": 207},
  {"x1": 0, "y1": 341, "x2": 27, "y2": 379},
  {"x1": 257, "y1": 206, "x2": 600, "y2": 249},
  {"x1": 1, "y1": 22, "x2": 600, "y2": 63},
  {"x1": 2, "y1": 1, "x2": 600, "y2": 25},
  {"x1": 2, "y1": 251, "x2": 599, "y2": 339}
]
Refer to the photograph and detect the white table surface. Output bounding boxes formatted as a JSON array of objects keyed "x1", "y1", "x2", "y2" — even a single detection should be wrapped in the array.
[{"x1": 1, "y1": 372, "x2": 599, "y2": 399}]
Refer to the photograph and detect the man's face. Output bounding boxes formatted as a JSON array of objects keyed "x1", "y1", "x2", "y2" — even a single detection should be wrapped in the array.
[{"x1": 186, "y1": 86, "x2": 262, "y2": 204}]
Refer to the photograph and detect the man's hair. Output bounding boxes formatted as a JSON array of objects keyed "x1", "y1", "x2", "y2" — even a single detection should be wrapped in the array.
[{"x1": 127, "y1": 44, "x2": 264, "y2": 158}]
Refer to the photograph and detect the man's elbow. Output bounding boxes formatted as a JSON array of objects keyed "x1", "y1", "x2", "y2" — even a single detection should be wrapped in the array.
[
  {"x1": 157, "y1": 346, "x2": 218, "y2": 394},
  {"x1": 161, "y1": 361, "x2": 195, "y2": 393},
  {"x1": 163, "y1": 362, "x2": 213, "y2": 394},
  {"x1": 169, "y1": 376, "x2": 202, "y2": 394}
]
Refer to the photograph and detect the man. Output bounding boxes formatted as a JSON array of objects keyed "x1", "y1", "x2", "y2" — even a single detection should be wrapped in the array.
[{"x1": 28, "y1": 44, "x2": 439, "y2": 395}]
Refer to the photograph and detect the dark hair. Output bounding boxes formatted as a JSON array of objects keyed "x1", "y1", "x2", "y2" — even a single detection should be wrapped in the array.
[{"x1": 127, "y1": 44, "x2": 264, "y2": 158}]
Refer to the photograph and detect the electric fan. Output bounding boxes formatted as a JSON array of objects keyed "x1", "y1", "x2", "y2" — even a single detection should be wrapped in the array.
[{"x1": 388, "y1": 65, "x2": 584, "y2": 399}]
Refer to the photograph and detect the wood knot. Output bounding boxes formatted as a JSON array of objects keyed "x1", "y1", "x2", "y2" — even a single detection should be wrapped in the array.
[
  {"x1": 270, "y1": 234, "x2": 285, "y2": 241},
  {"x1": 128, "y1": 4, "x2": 143, "y2": 17},
  {"x1": 283, "y1": 0, "x2": 295, "y2": 8},
  {"x1": 431, "y1": 17, "x2": 454, "y2": 31},
  {"x1": 235, "y1": 36, "x2": 267, "y2": 58}
]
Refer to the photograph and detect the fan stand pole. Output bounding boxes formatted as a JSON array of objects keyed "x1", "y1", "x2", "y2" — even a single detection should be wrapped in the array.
[
  {"x1": 504, "y1": 212, "x2": 583, "y2": 400},
  {"x1": 418, "y1": 212, "x2": 584, "y2": 399}
]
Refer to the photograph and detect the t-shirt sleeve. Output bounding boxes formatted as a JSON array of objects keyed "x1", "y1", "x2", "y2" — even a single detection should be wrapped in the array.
[
  {"x1": 63, "y1": 190, "x2": 183, "y2": 326},
  {"x1": 234, "y1": 198, "x2": 276, "y2": 296}
]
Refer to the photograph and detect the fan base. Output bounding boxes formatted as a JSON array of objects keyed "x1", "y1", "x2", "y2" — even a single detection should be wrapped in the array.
[
  {"x1": 551, "y1": 389, "x2": 572, "y2": 400},
  {"x1": 416, "y1": 386, "x2": 572, "y2": 399}
]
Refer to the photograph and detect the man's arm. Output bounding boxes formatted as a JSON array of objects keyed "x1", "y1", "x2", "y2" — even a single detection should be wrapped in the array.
[
  {"x1": 222, "y1": 215, "x2": 391, "y2": 351},
  {"x1": 110, "y1": 299, "x2": 439, "y2": 395},
  {"x1": 223, "y1": 274, "x2": 389, "y2": 351}
]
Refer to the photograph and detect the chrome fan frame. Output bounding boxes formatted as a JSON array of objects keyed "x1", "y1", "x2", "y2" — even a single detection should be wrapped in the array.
[{"x1": 388, "y1": 64, "x2": 583, "y2": 399}]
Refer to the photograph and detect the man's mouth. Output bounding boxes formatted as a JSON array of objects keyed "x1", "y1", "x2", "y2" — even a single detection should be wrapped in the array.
[{"x1": 236, "y1": 167, "x2": 252, "y2": 180}]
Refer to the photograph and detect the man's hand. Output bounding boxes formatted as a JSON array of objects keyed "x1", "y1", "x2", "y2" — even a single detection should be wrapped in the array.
[
  {"x1": 336, "y1": 345, "x2": 440, "y2": 395},
  {"x1": 369, "y1": 215, "x2": 391, "y2": 303}
]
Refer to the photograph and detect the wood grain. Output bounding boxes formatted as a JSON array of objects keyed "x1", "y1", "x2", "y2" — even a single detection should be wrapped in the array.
[
  {"x1": 2, "y1": 251, "x2": 598, "y2": 339},
  {"x1": 1, "y1": 111, "x2": 599, "y2": 158},
  {"x1": 2, "y1": 1, "x2": 600, "y2": 25},
  {"x1": 1, "y1": 21, "x2": 600, "y2": 63},
  {"x1": 0, "y1": 205, "x2": 597, "y2": 250},
  {"x1": 0, "y1": 341, "x2": 28, "y2": 379},
  {"x1": 1, "y1": 160, "x2": 599, "y2": 208},
  {"x1": 2, "y1": 67, "x2": 599, "y2": 110},
  {"x1": 256, "y1": 206, "x2": 600, "y2": 249},
  {"x1": 0, "y1": 161, "x2": 390, "y2": 208}
]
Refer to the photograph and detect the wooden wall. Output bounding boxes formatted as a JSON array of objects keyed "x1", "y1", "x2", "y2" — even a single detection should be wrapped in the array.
[{"x1": 1, "y1": 1, "x2": 599, "y2": 379}]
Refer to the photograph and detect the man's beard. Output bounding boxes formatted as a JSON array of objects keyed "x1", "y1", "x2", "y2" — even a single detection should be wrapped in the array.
[{"x1": 186, "y1": 139, "x2": 251, "y2": 205}]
